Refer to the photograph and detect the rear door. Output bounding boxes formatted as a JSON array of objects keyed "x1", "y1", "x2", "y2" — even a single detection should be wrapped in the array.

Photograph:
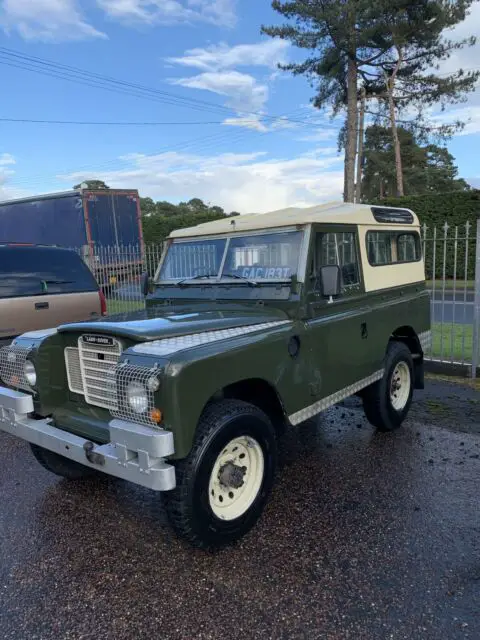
[{"x1": 0, "y1": 247, "x2": 101, "y2": 338}]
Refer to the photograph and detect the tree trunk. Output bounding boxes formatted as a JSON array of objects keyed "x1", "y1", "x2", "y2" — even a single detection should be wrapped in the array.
[
  {"x1": 355, "y1": 86, "x2": 366, "y2": 203},
  {"x1": 387, "y1": 85, "x2": 404, "y2": 197},
  {"x1": 385, "y1": 48, "x2": 404, "y2": 197},
  {"x1": 344, "y1": 57, "x2": 358, "y2": 203}
]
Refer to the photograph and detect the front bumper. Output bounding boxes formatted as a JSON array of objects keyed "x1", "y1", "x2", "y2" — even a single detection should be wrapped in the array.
[{"x1": 0, "y1": 386, "x2": 176, "y2": 491}]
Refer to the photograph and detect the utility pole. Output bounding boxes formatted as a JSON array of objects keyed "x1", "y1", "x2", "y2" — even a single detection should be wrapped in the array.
[{"x1": 355, "y1": 86, "x2": 366, "y2": 203}]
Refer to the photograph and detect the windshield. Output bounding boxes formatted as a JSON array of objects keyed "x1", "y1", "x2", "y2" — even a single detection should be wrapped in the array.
[{"x1": 158, "y1": 231, "x2": 303, "y2": 283}]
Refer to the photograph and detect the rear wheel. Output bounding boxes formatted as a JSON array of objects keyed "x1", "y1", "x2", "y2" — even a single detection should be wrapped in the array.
[
  {"x1": 164, "y1": 399, "x2": 277, "y2": 549},
  {"x1": 362, "y1": 342, "x2": 414, "y2": 432},
  {"x1": 30, "y1": 444, "x2": 97, "y2": 480}
]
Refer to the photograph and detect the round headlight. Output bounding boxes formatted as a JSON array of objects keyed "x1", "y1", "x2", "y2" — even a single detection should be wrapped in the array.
[
  {"x1": 24, "y1": 360, "x2": 37, "y2": 386},
  {"x1": 127, "y1": 381, "x2": 148, "y2": 414}
]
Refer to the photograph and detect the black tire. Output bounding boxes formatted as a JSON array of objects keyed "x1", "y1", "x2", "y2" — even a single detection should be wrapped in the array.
[
  {"x1": 30, "y1": 444, "x2": 97, "y2": 480},
  {"x1": 362, "y1": 342, "x2": 414, "y2": 432},
  {"x1": 164, "y1": 399, "x2": 277, "y2": 550}
]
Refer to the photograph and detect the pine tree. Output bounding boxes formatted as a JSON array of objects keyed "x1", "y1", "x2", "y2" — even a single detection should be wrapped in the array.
[
  {"x1": 361, "y1": 0, "x2": 478, "y2": 196},
  {"x1": 262, "y1": 1, "x2": 386, "y2": 202},
  {"x1": 361, "y1": 124, "x2": 470, "y2": 200},
  {"x1": 263, "y1": 1, "x2": 477, "y2": 202}
]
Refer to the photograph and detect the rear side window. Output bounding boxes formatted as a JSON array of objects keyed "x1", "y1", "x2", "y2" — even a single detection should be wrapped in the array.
[
  {"x1": 0, "y1": 247, "x2": 98, "y2": 298},
  {"x1": 366, "y1": 231, "x2": 421, "y2": 266}
]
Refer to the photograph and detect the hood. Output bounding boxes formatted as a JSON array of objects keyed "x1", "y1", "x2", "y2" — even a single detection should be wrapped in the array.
[{"x1": 57, "y1": 304, "x2": 288, "y2": 342}]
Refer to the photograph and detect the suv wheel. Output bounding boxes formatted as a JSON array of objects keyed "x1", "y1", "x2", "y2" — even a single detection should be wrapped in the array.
[
  {"x1": 362, "y1": 342, "x2": 414, "y2": 432},
  {"x1": 30, "y1": 444, "x2": 97, "y2": 480},
  {"x1": 164, "y1": 399, "x2": 277, "y2": 549}
]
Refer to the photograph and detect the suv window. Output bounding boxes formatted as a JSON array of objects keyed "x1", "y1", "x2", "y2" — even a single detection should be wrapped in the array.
[
  {"x1": 367, "y1": 231, "x2": 421, "y2": 266},
  {"x1": 0, "y1": 247, "x2": 98, "y2": 298},
  {"x1": 316, "y1": 232, "x2": 360, "y2": 290}
]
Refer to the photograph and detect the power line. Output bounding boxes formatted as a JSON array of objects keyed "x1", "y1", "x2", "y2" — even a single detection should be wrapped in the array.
[
  {"x1": 0, "y1": 46, "x2": 317, "y2": 126},
  {"x1": 7, "y1": 105, "x2": 339, "y2": 189},
  {"x1": 0, "y1": 117, "x2": 245, "y2": 126}
]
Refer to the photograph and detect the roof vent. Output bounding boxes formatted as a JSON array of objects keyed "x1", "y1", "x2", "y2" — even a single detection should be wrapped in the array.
[{"x1": 371, "y1": 207, "x2": 414, "y2": 224}]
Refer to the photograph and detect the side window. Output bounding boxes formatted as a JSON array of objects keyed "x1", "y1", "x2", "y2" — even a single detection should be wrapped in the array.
[
  {"x1": 316, "y1": 232, "x2": 360, "y2": 292},
  {"x1": 367, "y1": 231, "x2": 394, "y2": 265},
  {"x1": 398, "y1": 233, "x2": 420, "y2": 262},
  {"x1": 367, "y1": 231, "x2": 421, "y2": 266}
]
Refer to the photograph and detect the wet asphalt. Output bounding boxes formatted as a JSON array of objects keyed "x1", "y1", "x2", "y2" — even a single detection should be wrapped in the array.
[{"x1": 0, "y1": 377, "x2": 478, "y2": 640}]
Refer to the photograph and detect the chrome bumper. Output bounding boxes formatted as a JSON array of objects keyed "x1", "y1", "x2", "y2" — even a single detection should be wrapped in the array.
[{"x1": 0, "y1": 386, "x2": 176, "y2": 491}]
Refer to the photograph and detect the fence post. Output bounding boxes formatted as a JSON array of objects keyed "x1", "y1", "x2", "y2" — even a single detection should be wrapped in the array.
[{"x1": 472, "y1": 217, "x2": 480, "y2": 378}]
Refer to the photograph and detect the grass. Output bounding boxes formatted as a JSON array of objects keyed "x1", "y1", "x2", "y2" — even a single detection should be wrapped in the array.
[
  {"x1": 427, "y1": 279, "x2": 474, "y2": 290},
  {"x1": 106, "y1": 299, "x2": 145, "y2": 315},
  {"x1": 431, "y1": 322, "x2": 474, "y2": 363}
]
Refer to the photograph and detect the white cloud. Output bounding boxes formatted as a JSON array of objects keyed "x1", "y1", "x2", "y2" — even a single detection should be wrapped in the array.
[
  {"x1": 173, "y1": 70, "x2": 269, "y2": 127},
  {"x1": 0, "y1": 153, "x2": 15, "y2": 166},
  {"x1": 438, "y1": 1, "x2": 480, "y2": 74},
  {"x1": 0, "y1": 0, "x2": 106, "y2": 41},
  {"x1": 166, "y1": 40, "x2": 289, "y2": 72},
  {"x1": 168, "y1": 41, "x2": 290, "y2": 130},
  {"x1": 432, "y1": 105, "x2": 480, "y2": 136},
  {"x1": 58, "y1": 148, "x2": 343, "y2": 213},
  {"x1": 97, "y1": 0, "x2": 236, "y2": 27},
  {"x1": 297, "y1": 129, "x2": 340, "y2": 143},
  {"x1": 0, "y1": 154, "x2": 32, "y2": 201}
]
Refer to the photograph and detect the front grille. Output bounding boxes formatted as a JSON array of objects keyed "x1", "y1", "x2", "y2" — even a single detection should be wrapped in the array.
[
  {"x1": 65, "y1": 336, "x2": 122, "y2": 410},
  {"x1": 64, "y1": 334, "x2": 161, "y2": 428},
  {"x1": 65, "y1": 347, "x2": 84, "y2": 394}
]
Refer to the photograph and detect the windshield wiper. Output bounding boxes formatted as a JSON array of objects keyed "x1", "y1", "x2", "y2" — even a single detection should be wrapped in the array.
[
  {"x1": 42, "y1": 279, "x2": 75, "y2": 284},
  {"x1": 177, "y1": 273, "x2": 218, "y2": 286},
  {"x1": 221, "y1": 273, "x2": 258, "y2": 287}
]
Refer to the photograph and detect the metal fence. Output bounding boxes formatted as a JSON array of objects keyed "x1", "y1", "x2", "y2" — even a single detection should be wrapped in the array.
[
  {"x1": 86, "y1": 220, "x2": 480, "y2": 378},
  {"x1": 422, "y1": 220, "x2": 480, "y2": 377}
]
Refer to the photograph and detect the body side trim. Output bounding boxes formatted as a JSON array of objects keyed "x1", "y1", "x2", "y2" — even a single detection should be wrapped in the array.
[{"x1": 288, "y1": 369, "x2": 384, "y2": 426}]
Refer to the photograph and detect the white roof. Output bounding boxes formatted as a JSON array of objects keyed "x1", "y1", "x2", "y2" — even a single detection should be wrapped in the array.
[{"x1": 169, "y1": 202, "x2": 419, "y2": 238}]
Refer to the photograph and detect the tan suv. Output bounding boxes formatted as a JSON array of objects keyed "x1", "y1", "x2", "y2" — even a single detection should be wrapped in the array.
[{"x1": 0, "y1": 245, "x2": 106, "y2": 342}]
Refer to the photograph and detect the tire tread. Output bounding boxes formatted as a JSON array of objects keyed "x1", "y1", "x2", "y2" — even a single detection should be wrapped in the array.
[
  {"x1": 164, "y1": 399, "x2": 274, "y2": 549},
  {"x1": 363, "y1": 341, "x2": 413, "y2": 432}
]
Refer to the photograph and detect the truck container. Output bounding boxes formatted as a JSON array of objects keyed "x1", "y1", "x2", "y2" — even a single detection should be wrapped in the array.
[{"x1": 0, "y1": 189, "x2": 144, "y2": 290}]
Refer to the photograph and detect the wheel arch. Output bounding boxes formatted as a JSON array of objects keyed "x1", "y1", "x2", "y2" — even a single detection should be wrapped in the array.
[
  {"x1": 389, "y1": 325, "x2": 424, "y2": 389},
  {"x1": 205, "y1": 377, "x2": 289, "y2": 436}
]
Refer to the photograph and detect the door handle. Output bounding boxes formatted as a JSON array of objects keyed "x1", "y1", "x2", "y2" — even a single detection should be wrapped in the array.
[
  {"x1": 361, "y1": 322, "x2": 368, "y2": 339},
  {"x1": 35, "y1": 302, "x2": 49, "y2": 310}
]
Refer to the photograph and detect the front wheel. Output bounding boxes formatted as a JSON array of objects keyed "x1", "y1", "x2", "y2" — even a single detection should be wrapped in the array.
[
  {"x1": 164, "y1": 400, "x2": 277, "y2": 549},
  {"x1": 362, "y1": 342, "x2": 414, "y2": 432}
]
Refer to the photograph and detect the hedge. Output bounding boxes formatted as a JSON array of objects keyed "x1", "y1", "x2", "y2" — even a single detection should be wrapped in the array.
[
  {"x1": 377, "y1": 190, "x2": 480, "y2": 228},
  {"x1": 142, "y1": 211, "x2": 226, "y2": 245},
  {"x1": 374, "y1": 191, "x2": 479, "y2": 280}
]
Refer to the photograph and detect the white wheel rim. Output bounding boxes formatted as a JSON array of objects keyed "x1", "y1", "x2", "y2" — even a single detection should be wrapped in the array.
[
  {"x1": 208, "y1": 436, "x2": 264, "y2": 521},
  {"x1": 390, "y1": 362, "x2": 411, "y2": 411}
]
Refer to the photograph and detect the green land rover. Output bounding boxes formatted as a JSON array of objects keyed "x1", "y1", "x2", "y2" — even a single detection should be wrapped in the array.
[{"x1": 0, "y1": 203, "x2": 430, "y2": 548}]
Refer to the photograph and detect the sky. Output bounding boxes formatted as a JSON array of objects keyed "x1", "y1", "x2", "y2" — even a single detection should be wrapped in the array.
[{"x1": 0, "y1": 0, "x2": 479, "y2": 213}]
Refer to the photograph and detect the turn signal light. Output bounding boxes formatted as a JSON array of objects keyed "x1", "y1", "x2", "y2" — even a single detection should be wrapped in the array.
[{"x1": 150, "y1": 408, "x2": 163, "y2": 424}]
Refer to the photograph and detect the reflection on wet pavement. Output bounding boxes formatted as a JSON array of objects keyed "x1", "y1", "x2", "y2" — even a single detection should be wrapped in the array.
[{"x1": 0, "y1": 379, "x2": 478, "y2": 639}]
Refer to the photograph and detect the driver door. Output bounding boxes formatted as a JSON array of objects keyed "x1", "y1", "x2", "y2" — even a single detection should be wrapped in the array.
[{"x1": 305, "y1": 226, "x2": 372, "y2": 400}]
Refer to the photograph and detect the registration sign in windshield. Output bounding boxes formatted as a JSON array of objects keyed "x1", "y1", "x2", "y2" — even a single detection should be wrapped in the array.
[{"x1": 239, "y1": 266, "x2": 292, "y2": 280}]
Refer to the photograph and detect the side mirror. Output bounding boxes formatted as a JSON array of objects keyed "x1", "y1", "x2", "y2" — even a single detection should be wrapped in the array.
[
  {"x1": 140, "y1": 272, "x2": 150, "y2": 297},
  {"x1": 320, "y1": 265, "x2": 341, "y2": 300}
]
